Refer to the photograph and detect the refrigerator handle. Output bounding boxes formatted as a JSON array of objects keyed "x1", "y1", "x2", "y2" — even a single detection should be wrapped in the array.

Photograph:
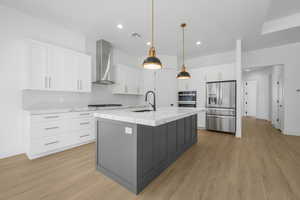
[
  {"x1": 220, "y1": 83, "x2": 223, "y2": 105},
  {"x1": 218, "y1": 83, "x2": 221, "y2": 105}
]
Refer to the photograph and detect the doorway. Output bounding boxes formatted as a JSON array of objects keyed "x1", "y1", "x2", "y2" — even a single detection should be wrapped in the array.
[
  {"x1": 271, "y1": 65, "x2": 284, "y2": 131},
  {"x1": 243, "y1": 80, "x2": 257, "y2": 117}
]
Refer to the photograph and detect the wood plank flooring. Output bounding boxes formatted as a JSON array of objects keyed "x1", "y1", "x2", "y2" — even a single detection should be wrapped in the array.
[{"x1": 0, "y1": 117, "x2": 299, "y2": 200}]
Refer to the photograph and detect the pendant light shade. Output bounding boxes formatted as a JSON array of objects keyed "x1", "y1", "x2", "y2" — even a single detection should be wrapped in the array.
[
  {"x1": 177, "y1": 23, "x2": 191, "y2": 79},
  {"x1": 143, "y1": 0, "x2": 162, "y2": 69},
  {"x1": 177, "y1": 65, "x2": 191, "y2": 79},
  {"x1": 143, "y1": 47, "x2": 162, "y2": 69}
]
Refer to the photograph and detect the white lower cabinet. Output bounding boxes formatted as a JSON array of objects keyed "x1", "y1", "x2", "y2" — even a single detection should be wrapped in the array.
[{"x1": 24, "y1": 111, "x2": 95, "y2": 159}]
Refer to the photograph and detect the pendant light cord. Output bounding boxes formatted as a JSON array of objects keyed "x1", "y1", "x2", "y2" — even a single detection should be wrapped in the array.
[
  {"x1": 152, "y1": 0, "x2": 154, "y2": 47},
  {"x1": 182, "y1": 25, "x2": 185, "y2": 66}
]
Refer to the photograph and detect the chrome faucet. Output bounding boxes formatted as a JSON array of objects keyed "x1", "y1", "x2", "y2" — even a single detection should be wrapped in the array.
[{"x1": 145, "y1": 90, "x2": 156, "y2": 111}]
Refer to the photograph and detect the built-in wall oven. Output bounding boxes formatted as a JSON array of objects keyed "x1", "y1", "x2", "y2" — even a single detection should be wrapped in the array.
[{"x1": 178, "y1": 91, "x2": 197, "y2": 107}]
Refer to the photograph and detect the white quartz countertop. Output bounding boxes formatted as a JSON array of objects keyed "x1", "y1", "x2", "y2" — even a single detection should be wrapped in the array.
[
  {"x1": 94, "y1": 107, "x2": 206, "y2": 126},
  {"x1": 24, "y1": 105, "x2": 148, "y2": 115}
]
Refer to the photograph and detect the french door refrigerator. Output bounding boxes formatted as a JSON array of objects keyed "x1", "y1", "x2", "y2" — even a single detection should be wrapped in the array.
[{"x1": 206, "y1": 80, "x2": 236, "y2": 134}]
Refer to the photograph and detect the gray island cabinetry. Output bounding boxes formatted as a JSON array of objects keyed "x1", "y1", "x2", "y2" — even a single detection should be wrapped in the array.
[{"x1": 95, "y1": 108, "x2": 200, "y2": 194}]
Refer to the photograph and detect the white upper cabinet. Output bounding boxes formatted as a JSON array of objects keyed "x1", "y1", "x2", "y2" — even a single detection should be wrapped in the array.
[
  {"x1": 77, "y1": 53, "x2": 92, "y2": 92},
  {"x1": 155, "y1": 69, "x2": 177, "y2": 107},
  {"x1": 28, "y1": 41, "x2": 48, "y2": 90},
  {"x1": 48, "y1": 46, "x2": 65, "y2": 90},
  {"x1": 112, "y1": 64, "x2": 143, "y2": 95},
  {"x1": 25, "y1": 40, "x2": 91, "y2": 92}
]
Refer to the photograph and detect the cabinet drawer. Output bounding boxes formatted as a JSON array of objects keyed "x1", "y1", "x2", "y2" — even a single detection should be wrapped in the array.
[
  {"x1": 31, "y1": 113, "x2": 65, "y2": 123},
  {"x1": 68, "y1": 118, "x2": 94, "y2": 131},
  {"x1": 69, "y1": 111, "x2": 93, "y2": 119},
  {"x1": 31, "y1": 121, "x2": 66, "y2": 139},
  {"x1": 30, "y1": 135, "x2": 64, "y2": 155},
  {"x1": 77, "y1": 130, "x2": 94, "y2": 142}
]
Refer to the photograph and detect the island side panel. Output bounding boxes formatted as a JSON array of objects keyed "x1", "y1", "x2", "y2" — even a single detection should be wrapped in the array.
[
  {"x1": 96, "y1": 118, "x2": 138, "y2": 194},
  {"x1": 192, "y1": 114, "x2": 198, "y2": 144},
  {"x1": 137, "y1": 114, "x2": 198, "y2": 194}
]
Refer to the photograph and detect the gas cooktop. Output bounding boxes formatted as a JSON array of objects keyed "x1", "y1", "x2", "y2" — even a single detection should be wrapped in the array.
[{"x1": 88, "y1": 104, "x2": 122, "y2": 107}]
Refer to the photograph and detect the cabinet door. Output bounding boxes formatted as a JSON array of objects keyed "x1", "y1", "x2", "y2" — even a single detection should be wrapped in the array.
[
  {"x1": 178, "y1": 79, "x2": 190, "y2": 91},
  {"x1": 153, "y1": 125, "x2": 168, "y2": 171},
  {"x1": 78, "y1": 53, "x2": 91, "y2": 92},
  {"x1": 184, "y1": 117, "x2": 192, "y2": 148},
  {"x1": 156, "y1": 69, "x2": 177, "y2": 107},
  {"x1": 176, "y1": 118, "x2": 185, "y2": 154},
  {"x1": 112, "y1": 65, "x2": 127, "y2": 94},
  {"x1": 142, "y1": 70, "x2": 155, "y2": 94},
  {"x1": 29, "y1": 42, "x2": 48, "y2": 90},
  {"x1": 167, "y1": 121, "x2": 177, "y2": 163},
  {"x1": 191, "y1": 115, "x2": 198, "y2": 144},
  {"x1": 48, "y1": 46, "x2": 64, "y2": 91},
  {"x1": 126, "y1": 67, "x2": 137, "y2": 94},
  {"x1": 63, "y1": 50, "x2": 79, "y2": 91}
]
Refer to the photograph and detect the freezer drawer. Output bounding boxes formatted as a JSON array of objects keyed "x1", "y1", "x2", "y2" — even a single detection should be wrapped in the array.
[{"x1": 206, "y1": 115, "x2": 236, "y2": 133}]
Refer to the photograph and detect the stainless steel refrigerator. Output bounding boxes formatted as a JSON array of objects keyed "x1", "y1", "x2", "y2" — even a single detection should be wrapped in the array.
[{"x1": 206, "y1": 81, "x2": 236, "y2": 134}]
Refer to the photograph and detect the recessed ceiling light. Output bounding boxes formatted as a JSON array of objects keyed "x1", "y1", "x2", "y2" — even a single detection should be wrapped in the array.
[
  {"x1": 244, "y1": 69, "x2": 251, "y2": 72},
  {"x1": 117, "y1": 24, "x2": 123, "y2": 29},
  {"x1": 196, "y1": 41, "x2": 202, "y2": 46},
  {"x1": 146, "y1": 42, "x2": 151, "y2": 46}
]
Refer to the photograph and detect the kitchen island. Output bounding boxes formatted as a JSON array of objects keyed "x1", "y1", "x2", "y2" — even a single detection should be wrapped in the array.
[{"x1": 94, "y1": 107, "x2": 204, "y2": 194}]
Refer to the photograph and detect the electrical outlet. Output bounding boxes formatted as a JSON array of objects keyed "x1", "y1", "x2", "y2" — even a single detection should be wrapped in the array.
[{"x1": 125, "y1": 127, "x2": 132, "y2": 135}]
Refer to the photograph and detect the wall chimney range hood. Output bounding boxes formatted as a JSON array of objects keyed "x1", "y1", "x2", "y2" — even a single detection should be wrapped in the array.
[{"x1": 93, "y1": 39, "x2": 114, "y2": 85}]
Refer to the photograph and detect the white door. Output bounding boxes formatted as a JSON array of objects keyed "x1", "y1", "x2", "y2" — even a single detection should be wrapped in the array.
[
  {"x1": 274, "y1": 77, "x2": 284, "y2": 130},
  {"x1": 278, "y1": 76, "x2": 284, "y2": 131},
  {"x1": 244, "y1": 81, "x2": 257, "y2": 117},
  {"x1": 271, "y1": 65, "x2": 284, "y2": 131}
]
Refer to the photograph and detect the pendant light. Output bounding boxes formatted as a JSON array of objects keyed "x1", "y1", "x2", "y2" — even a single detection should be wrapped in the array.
[
  {"x1": 177, "y1": 23, "x2": 191, "y2": 79},
  {"x1": 143, "y1": 0, "x2": 162, "y2": 69}
]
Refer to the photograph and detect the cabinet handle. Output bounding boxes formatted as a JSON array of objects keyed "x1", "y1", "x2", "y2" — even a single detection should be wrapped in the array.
[
  {"x1": 80, "y1": 122, "x2": 90, "y2": 125},
  {"x1": 77, "y1": 80, "x2": 79, "y2": 90},
  {"x1": 45, "y1": 77, "x2": 48, "y2": 88},
  {"x1": 49, "y1": 77, "x2": 51, "y2": 89},
  {"x1": 44, "y1": 141, "x2": 59, "y2": 146},
  {"x1": 80, "y1": 113, "x2": 90, "y2": 116},
  {"x1": 80, "y1": 80, "x2": 82, "y2": 90},
  {"x1": 45, "y1": 126, "x2": 59, "y2": 130},
  {"x1": 44, "y1": 116, "x2": 59, "y2": 119},
  {"x1": 80, "y1": 134, "x2": 90, "y2": 138}
]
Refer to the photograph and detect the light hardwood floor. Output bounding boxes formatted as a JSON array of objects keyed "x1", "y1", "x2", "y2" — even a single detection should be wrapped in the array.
[{"x1": 0, "y1": 117, "x2": 300, "y2": 200}]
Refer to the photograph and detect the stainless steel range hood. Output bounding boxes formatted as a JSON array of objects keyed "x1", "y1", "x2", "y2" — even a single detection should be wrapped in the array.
[{"x1": 93, "y1": 40, "x2": 114, "y2": 85}]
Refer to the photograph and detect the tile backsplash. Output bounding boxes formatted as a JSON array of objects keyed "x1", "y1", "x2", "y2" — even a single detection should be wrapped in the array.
[{"x1": 23, "y1": 85, "x2": 141, "y2": 110}]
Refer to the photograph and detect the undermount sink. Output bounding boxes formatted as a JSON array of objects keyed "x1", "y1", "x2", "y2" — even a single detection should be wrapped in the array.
[{"x1": 132, "y1": 109, "x2": 153, "y2": 112}]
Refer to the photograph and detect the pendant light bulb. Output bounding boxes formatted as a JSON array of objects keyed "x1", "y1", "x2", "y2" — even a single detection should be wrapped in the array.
[
  {"x1": 143, "y1": 0, "x2": 162, "y2": 69},
  {"x1": 177, "y1": 23, "x2": 191, "y2": 79}
]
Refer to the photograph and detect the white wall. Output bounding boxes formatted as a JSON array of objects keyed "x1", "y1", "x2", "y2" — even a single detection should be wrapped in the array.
[
  {"x1": 186, "y1": 51, "x2": 235, "y2": 68},
  {"x1": 0, "y1": 5, "x2": 87, "y2": 158},
  {"x1": 243, "y1": 68, "x2": 272, "y2": 120},
  {"x1": 244, "y1": 43, "x2": 300, "y2": 136},
  {"x1": 0, "y1": 5, "x2": 141, "y2": 159}
]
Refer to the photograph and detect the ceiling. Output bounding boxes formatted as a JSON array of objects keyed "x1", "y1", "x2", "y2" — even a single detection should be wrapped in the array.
[{"x1": 1, "y1": 0, "x2": 300, "y2": 58}]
